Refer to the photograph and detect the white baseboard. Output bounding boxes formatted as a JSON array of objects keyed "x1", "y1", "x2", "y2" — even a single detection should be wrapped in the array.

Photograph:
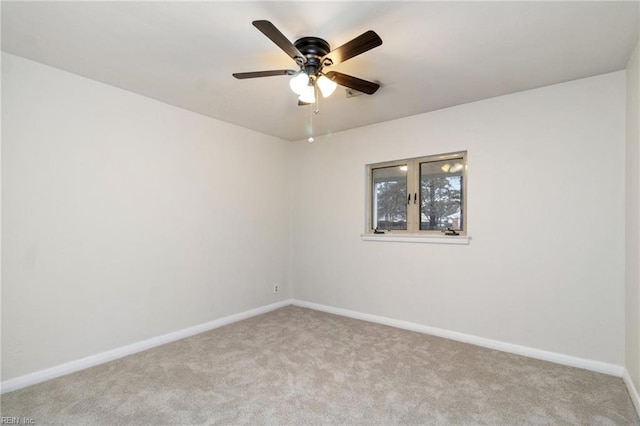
[
  {"x1": 1, "y1": 299, "x2": 293, "y2": 394},
  {"x1": 623, "y1": 369, "x2": 640, "y2": 417},
  {"x1": 2, "y1": 298, "x2": 628, "y2": 396},
  {"x1": 292, "y1": 299, "x2": 624, "y2": 377}
]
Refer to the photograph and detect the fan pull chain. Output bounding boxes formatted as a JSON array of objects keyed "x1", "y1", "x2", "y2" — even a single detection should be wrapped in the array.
[
  {"x1": 308, "y1": 93, "x2": 314, "y2": 143},
  {"x1": 314, "y1": 84, "x2": 320, "y2": 115},
  {"x1": 308, "y1": 84, "x2": 319, "y2": 143}
]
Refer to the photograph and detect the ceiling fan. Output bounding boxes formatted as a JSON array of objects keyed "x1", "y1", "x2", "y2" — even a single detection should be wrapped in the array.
[{"x1": 233, "y1": 20, "x2": 383, "y2": 105}]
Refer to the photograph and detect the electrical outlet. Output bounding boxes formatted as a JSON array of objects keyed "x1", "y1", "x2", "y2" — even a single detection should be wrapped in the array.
[{"x1": 273, "y1": 284, "x2": 279, "y2": 294}]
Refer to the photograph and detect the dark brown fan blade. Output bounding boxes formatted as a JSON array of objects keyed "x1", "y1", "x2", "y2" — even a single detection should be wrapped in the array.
[
  {"x1": 233, "y1": 70, "x2": 297, "y2": 79},
  {"x1": 252, "y1": 20, "x2": 304, "y2": 63},
  {"x1": 322, "y1": 30, "x2": 382, "y2": 66},
  {"x1": 325, "y1": 71, "x2": 380, "y2": 95},
  {"x1": 298, "y1": 99, "x2": 311, "y2": 106}
]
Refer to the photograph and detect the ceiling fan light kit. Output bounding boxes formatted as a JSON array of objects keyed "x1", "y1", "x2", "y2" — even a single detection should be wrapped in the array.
[{"x1": 232, "y1": 20, "x2": 383, "y2": 138}]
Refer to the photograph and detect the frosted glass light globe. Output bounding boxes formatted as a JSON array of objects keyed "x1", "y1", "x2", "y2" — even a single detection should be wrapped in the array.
[
  {"x1": 298, "y1": 85, "x2": 316, "y2": 104},
  {"x1": 317, "y1": 75, "x2": 337, "y2": 98},
  {"x1": 289, "y1": 73, "x2": 309, "y2": 95}
]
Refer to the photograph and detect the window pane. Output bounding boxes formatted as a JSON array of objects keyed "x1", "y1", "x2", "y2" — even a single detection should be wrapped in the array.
[
  {"x1": 372, "y1": 165, "x2": 408, "y2": 230},
  {"x1": 420, "y1": 159, "x2": 464, "y2": 231}
]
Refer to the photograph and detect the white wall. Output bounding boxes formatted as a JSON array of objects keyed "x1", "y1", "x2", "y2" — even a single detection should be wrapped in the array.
[
  {"x1": 291, "y1": 72, "x2": 626, "y2": 365},
  {"x1": 1, "y1": 51, "x2": 630, "y2": 383},
  {"x1": 1, "y1": 53, "x2": 291, "y2": 381},
  {"x1": 626, "y1": 36, "x2": 640, "y2": 394}
]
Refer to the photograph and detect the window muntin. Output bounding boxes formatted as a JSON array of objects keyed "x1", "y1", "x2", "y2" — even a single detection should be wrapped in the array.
[{"x1": 367, "y1": 152, "x2": 467, "y2": 234}]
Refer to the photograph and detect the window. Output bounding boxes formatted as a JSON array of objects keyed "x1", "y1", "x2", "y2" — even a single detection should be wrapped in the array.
[{"x1": 367, "y1": 151, "x2": 467, "y2": 234}]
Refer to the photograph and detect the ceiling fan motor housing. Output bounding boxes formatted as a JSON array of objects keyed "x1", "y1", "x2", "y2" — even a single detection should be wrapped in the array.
[{"x1": 294, "y1": 37, "x2": 331, "y2": 75}]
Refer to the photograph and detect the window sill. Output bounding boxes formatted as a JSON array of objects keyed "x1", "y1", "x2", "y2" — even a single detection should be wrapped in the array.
[{"x1": 360, "y1": 233, "x2": 471, "y2": 245}]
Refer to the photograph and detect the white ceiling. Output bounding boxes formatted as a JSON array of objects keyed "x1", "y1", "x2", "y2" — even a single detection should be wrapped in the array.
[{"x1": 2, "y1": 1, "x2": 638, "y2": 141}]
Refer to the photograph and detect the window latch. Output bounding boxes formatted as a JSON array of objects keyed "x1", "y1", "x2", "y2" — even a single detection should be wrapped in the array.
[{"x1": 442, "y1": 227, "x2": 460, "y2": 236}]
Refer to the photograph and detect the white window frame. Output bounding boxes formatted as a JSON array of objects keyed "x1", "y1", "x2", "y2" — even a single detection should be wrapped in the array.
[{"x1": 365, "y1": 151, "x2": 468, "y2": 236}]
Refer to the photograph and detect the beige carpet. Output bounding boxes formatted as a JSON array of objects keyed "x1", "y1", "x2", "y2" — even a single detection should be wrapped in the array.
[{"x1": 1, "y1": 306, "x2": 638, "y2": 425}]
